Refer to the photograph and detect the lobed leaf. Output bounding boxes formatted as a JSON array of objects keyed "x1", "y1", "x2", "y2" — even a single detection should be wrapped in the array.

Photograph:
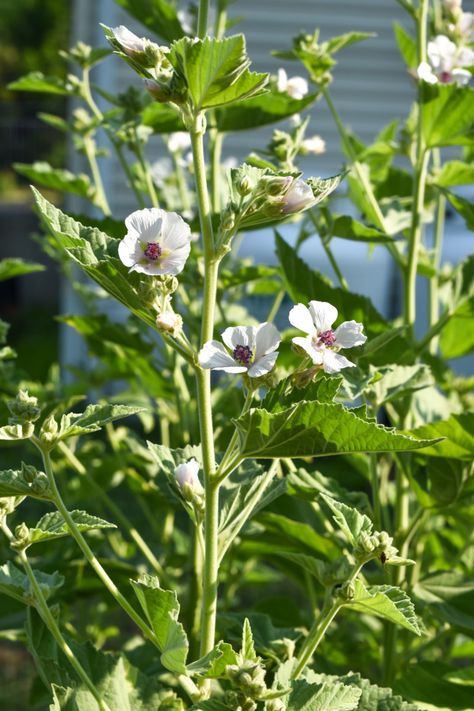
[
  {"x1": 14, "y1": 162, "x2": 93, "y2": 199},
  {"x1": 320, "y1": 494, "x2": 373, "y2": 546},
  {"x1": 0, "y1": 561, "x2": 64, "y2": 603},
  {"x1": 344, "y1": 581, "x2": 421, "y2": 635},
  {"x1": 0, "y1": 258, "x2": 45, "y2": 282},
  {"x1": 27, "y1": 510, "x2": 116, "y2": 548}
]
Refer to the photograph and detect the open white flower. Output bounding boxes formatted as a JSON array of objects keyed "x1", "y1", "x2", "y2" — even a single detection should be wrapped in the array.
[
  {"x1": 174, "y1": 459, "x2": 204, "y2": 496},
  {"x1": 112, "y1": 26, "x2": 146, "y2": 56},
  {"x1": 277, "y1": 68, "x2": 309, "y2": 99},
  {"x1": 118, "y1": 208, "x2": 192, "y2": 276},
  {"x1": 417, "y1": 34, "x2": 474, "y2": 86},
  {"x1": 289, "y1": 300, "x2": 366, "y2": 373},
  {"x1": 167, "y1": 132, "x2": 191, "y2": 154},
  {"x1": 199, "y1": 322, "x2": 281, "y2": 378}
]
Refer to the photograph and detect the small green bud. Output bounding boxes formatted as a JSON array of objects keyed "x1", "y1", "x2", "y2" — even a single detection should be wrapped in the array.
[
  {"x1": 261, "y1": 175, "x2": 293, "y2": 196},
  {"x1": 21, "y1": 462, "x2": 38, "y2": 483},
  {"x1": 337, "y1": 580, "x2": 356, "y2": 601},
  {"x1": 238, "y1": 176, "x2": 252, "y2": 196},
  {"x1": 221, "y1": 211, "x2": 236, "y2": 232},
  {"x1": 7, "y1": 390, "x2": 40, "y2": 423},
  {"x1": 40, "y1": 415, "x2": 59, "y2": 447},
  {"x1": 31, "y1": 474, "x2": 51, "y2": 497},
  {"x1": 12, "y1": 522, "x2": 30, "y2": 550}
]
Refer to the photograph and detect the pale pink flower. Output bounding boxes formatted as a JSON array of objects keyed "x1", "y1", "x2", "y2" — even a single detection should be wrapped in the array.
[
  {"x1": 417, "y1": 34, "x2": 474, "y2": 86},
  {"x1": 112, "y1": 26, "x2": 146, "y2": 56},
  {"x1": 174, "y1": 459, "x2": 204, "y2": 495},
  {"x1": 199, "y1": 323, "x2": 281, "y2": 377},
  {"x1": 277, "y1": 69, "x2": 309, "y2": 99},
  {"x1": 282, "y1": 178, "x2": 315, "y2": 214},
  {"x1": 289, "y1": 301, "x2": 366, "y2": 373}
]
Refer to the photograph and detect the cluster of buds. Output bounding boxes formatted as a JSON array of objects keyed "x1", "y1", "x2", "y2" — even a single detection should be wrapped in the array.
[
  {"x1": 20, "y1": 462, "x2": 51, "y2": 499},
  {"x1": 354, "y1": 529, "x2": 411, "y2": 566},
  {"x1": 39, "y1": 414, "x2": 59, "y2": 449},
  {"x1": 11, "y1": 522, "x2": 31, "y2": 551},
  {"x1": 7, "y1": 390, "x2": 40, "y2": 437},
  {"x1": 72, "y1": 108, "x2": 96, "y2": 136},
  {"x1": 226, "y1": 659, "x2": 267, "y2": 702},
  {"x1": 156, "y1": 310, "x2": 183, "y2": 338},
  {"x1": 106, "y1": 25, "x2": 186, "y2": 105}
]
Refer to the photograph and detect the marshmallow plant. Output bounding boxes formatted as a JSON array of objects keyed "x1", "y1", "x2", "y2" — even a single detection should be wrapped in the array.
[{"x1": 3, "y1": 1, "x2": 474, "y2": 709}]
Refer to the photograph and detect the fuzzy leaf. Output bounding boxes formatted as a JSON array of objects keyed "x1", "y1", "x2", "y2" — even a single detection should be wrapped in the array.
[
  {"x1": 307, "y1": 671, "x2": 419, "y2": 711},
  {"x1": 0, "y1": 424, "x2": 32, "y2": 441},
  {"x1": 187, "y1": 641, "x2": 238, "y2": 678},
  {"x1": 394, "y1": 23, "x2": 417, "y2": 68},
  {"x1": 0, "y1": 258, "x2": 45, "y2": 282},
  {"x1": 285, "y1": 679, "x2": 361, "y2": 711},
  {"x1": 441, "y1": 188, "x2": 474, "y2": 231},
  {"x1": 114, "y1": 0, "x2": 187, "y2": 42},
  {"x1": 130, "y1": 574, "x2": 188, "y2": 673},
  {"x1": 14, "y1": 162, "x2": 93, "y2": 199},
  {"x1": 0, "y1": 469, "x2": 51, "y2": 500},
  {"x1": 242, "y1": 618, "x2": 258, "y2": 662},
  {"x1": 0, "y1": 561, "x2": 64, "y2": 603},
  {"x1": 344, "y1": 581, "x2": 421, "y2": 635},
  {"x1": 27, "y1": 510, "x2": 115, "y2": 548},
  {"x1": 58, "y1": 403, "x2": 145, "y2": 440},
  {"x1": 395, "y1": 661, "x2": 474, "y2": 710},
  {"x1": 307, "y1": 175, "x2": 343, "y2": 205},
  {"x1": 8, "y1": 72, "x2": 70, "y2": 95},
  {"x1": 434, "y1": 160, "x2": 474, "y2": 187},
  {"x1": 330, "y1": 215, "x2": 392, "y2": 242},
  {"x1": 421, "y1": 84, "x2": 474, "y2": 147},
  {"x1": 171, "y1": 34, "x2": 268, "y2": 110},
  {"x1": 262, "y1": 374, "x2": 343, "y2": 413},
  {"x1": 235, "y1": 400, "x2": 439, "y2": 459},
  {"x1": 216, "y1": 88, "x2": 318, "y2": 132},
  {"x1": 411, "y1": 412, "x2": 474, "y2": 459},
  {"x1": 141, "y1": 102, "x2": 186, "y2": 133},
  {"x1": 320, "y1": 494, "x2": 373, "y2": 546}
]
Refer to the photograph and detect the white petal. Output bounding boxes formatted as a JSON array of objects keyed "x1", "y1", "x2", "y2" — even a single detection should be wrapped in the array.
[
  {"x1": 118, "y1": 235, "x2": 140, "y2": 267},
  {"x1": 417, "y1": 62, "x2": 438, "y2": 84},
  {"x1": 125, "y1": 208, "x2": 164, "y2": 242},
  {"x1": 308, "y1": 301, "x2": 338, "y2": 332},
  {"x1": 160, "y1": 212, "x2": 192, "y2": 250},
  {"x1": 457, "y1": 46, "x2": 474, "y2": 67},
  {"x1": 292, "y1": 336, "x2": 323, "y2": 364},
  {"x1": 322, "y1": 350, "x2": 355, "y2": 373},
  {"x1": 334, "y1": 321, "x2": 367, "y2": 349},
  {"x1": 452, "y1": 68, "x2": 472, "y2": 86},
  {"x1": 113, "y1": 26, "x2": 145, "y2": 53},
  {"x1": 198, "y1": 341, "x2": 246, "y2": 373},
  {"x1": 160, "y1": 245, "x2": 191, "y2": 275},
  {"x1": 221, "y1": 326, "x2": 255, "y2": 351},
  {"x1": 277, "y1": 68, "x2": 288, "y2": 92},
  {"x1": 255, "y1": 322, "x2": 281, "y2": 358},
  {"x1": 286, "y1": 76, "x2": 308, "y2": 99},
  {"x1": 288, "y1": 303, "x2": 315, "y2": 335},
  {"x1": 248, "y1": 352, "x2": 279, "y2": 377}
]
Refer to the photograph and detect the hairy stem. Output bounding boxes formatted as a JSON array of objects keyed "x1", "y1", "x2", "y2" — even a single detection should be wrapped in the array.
[
  {"x1": 83, "y1": 136, "x2": 111, "y2": 216},
  {"x1": 428, "y1": 149, "x2": 446, "y2": 354},
  {"x1": 197, "y1": 0, "x2": 210, "y2": 38}
]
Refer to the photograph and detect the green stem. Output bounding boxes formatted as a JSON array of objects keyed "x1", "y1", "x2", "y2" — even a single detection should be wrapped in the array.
[
  {"x1": 210, "y1": 129, "x2": 223, "y2": 214},
  {"x1": 57, "y1": 441, "x2": 169, "y2": 584},
  {"x1": 199, "y1": 475, "x2": 219, "y2": 659},
  {"x1": 21, "y1": 549, "x2": 111, "y2": 711},
  {"x1": 370, "y1": 453, "x2": 382, "y2": 530},
  {"x1": 190, "y1": 522, "x2": 204, "y2": 657},
  {"x1": 214, "y1": 2, "x2": 227, "y2": 38},
  {"x1": 134, "y1": 138, "x2": 159, "y2": 208},
  {"x1": 197, "y1": 0, "x2": 210, "y2": 37},
  {"x1": 428, "y1": 150, "x2": 446, "y2": 354},
  {"x1": 35, "y1": 443, "x2": 157, "y2": 645},
  {"x1": 292, "y1": 561, "x2": 364, "y2": 679},
  {"x1": 267, "y1": 289, "x2": 285, "y2": 323},
  {"x1": 173, "y1": 153, "x2": 192, "y2": 215},
  {"x1": 83, "y1": 136, "x2": 111, "y2": 216}
]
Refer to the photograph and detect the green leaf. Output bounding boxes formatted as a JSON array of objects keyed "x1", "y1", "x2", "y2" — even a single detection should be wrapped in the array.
[
  {"x1": 395, "y1": 661, "x2": 474, "y2": 710},
  {"x1": 0, "y1": 468, "x2": 51, "y2": 500},
  {"x1": 320, "y1": 494, "x2": 373, "y2": 547},
  {"x1": 141, "y1": 102, "x2": 186, "y2": 133},
  {"x1": 393, "y1": 23, "x2": 417, "y2": 68},
  {"x1": 14, "y1": 162, "x2": 93, "y2": 199},
  {"x1": 440, "y1": 254, "x2": 474, "y2": 358},
  {"x1": 58, "y1": 403, "x2": 145, "y2": 441},
  {"x1": 326, "y1": 31, "x2": 376, "y2": 55},
  {"x1": 307, "y1": 175, "x2": 343, "y2": 205},
  {"x1": 241, "y1": 618, "x2": 258, "y2": 662},
  {"x1": 330, "y1": 215, "x2": 392, "y2": 243},
  {"x1": 235, "y1": 400, "x2": 438, "y2": 459},
  {"x1": 421, "y1": 84, "x2": 474, "y2": 147},
  {"x1": 344, "y1": 581, "x2": 421, "y2": 635},
  {"x1": 285, "y1": 679, "x2": 361, "y2": 711},
  {"x1": 215, "y1": 88, "x2": 319, "y2": 132},
  {"x1": 368, "y1": 363, "x2": 433, "y2": 407},
  {"x1": 170, "y1": 34, "x2": 268, "y2": 110},
  {"x1": 262, "y1": 373, "x2": 343, "y2": 413},
  {"x1": 434, "y1": 160, "x2": 474, "y2": 187},
  {"x1": 114, "y1": 0, "x2": 187, "y2": 42},
  {"x1": 0, "y1": 561, "x2": 64, "y2": 603},
  {"x1": 0, "y1": 424, "x2": 32, "y2": 441},
  {"x1": 147, "y1": 442, "x2": 202, "y2": 476},
  {"x1": 307, "y1": 671, "x2": 419, "y2": 711},
  {"x1": 414, "y1": 571, "x2": 474, "y2": 632},
  {"x1": 187, "y1": 641, "x2": 238, "y2": 678},
  {"x1": 441, "y1": 188, "x2": 474, "y2": 230},
  {"x1": 256, "y1": 512, "x2": 342, "y2": 560},
  {"x1": 27, "y1": 510, "x2": 116, "y2": 548},
  {"x1": 0, "y1": 258, "x2": 45, "y2": 282},
  {"x1": 218, "y1": 467, "x2": 286, "y2": 560},
  {"x1": 412, "y1": 412, "x2": 474, "y2": 459},
  {"x1": 130, "y1": 574, "x2": 188, "y2": 673},
  {"x1": 8, "y1": 72, "x2": 70, "y2": 95}
]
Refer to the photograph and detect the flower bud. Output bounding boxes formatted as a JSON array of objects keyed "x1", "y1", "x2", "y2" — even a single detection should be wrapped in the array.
[
  {"x1": 12, "y1": 522, "x2": 30, "y2": 550},
  {"x1": 174, "y1": 459, "x2": 204, "y2": 498},
  {"x1": 282, "y1": 178, "x2": 315, "y2": 214},
  {"x1": 7, "y1": 390, "x2": 40, "y2": 423},
  {"x1": 301, "y1": 135, "x2": 326, "y2": 155},
  {"x1": 337, "y1": 580, "x2": 356, "y2": 601},
  {"x1": 112, "y1": 25, "x2": 146, "y2": 57},
  {"x1": 21, "y1": 462, "x2": 38, "y2": 483},
  {"x1": 40, "y1": 415, "x2": 59, "y2": 447},
  {"x1": 156, "y1": 311, "x2": 183, "y2": 337},
  {"x1": 262, "y1": 175, "x2": 293, "y2": 197},
  {"x1": 31, "y1": 474, "x2": 51, "y2": 496},
  {"x1": 237, "y1": 176, "x2": 252, "y2": 196}
]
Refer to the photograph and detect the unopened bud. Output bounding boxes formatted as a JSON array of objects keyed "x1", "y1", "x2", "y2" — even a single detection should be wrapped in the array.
[
  {"x1": 112, "y1": 25, "x2": 146, "y2": 57},
  {"x1": 262, "y1": 175, "x2": 292, "y2": 197},
  {"x1": 31, "y1": 474, "x2": 51, "y2": 496},
  {"x1": 281, "y1": 178, "x2": 315, "y2": 214},
  {"x1": 301, "y1": 135, "x2": 326, "y2": 155},
  {"x1": 12, "y1": 522, "x2": 30, "y2": 550},
  {"x1": 238, "y1": 176, "x2": 252, "y2": 196},
  {"x1": 40, "y1": 415, "x2": 59, "y2": 447},
  {"x1": 7, "y1": 390, "x2": 40, "y2": 423},
  {"x1": 221, "y1": 211, "x2": 236, "y2": 232},
  {"x1": 156, "y1": 311, "x2": 183, "y2": 337},
  {"x1": 21, "y1": 462, "x2": 38, "y2": 483},
  {"x1": 174, "y1": 459, "x2": 204, "y2": 498},
  {"x1": 338, "y1": 580, "x2": 356, "y2": 601}
]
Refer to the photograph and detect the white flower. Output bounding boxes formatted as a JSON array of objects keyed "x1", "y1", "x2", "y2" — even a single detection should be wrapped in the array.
[
  {"x1": 417, "y1": 34, "x2": 474, "y2": 86},
  {"x1": 167, "y1": 132, "x2": 191, "y2": 153},
  {"x1": 112, "y1": 26, "x2": 146, "y2": 56},
  {"x1": 458, "y1": 11, "x2": 474, "y2": 41},
  {"x1": 289, "y1": 301, "x2": 367, "y2": 373},
  {"x1": 301, "y1": 135, "x2": 326, "y2": 155},
  {"x1": 118, "y1": 208, "x2": 192, "y2": 276},
  {"x1": 174, "y1": 459, "x2": 204, "y2": 495},
  {"x1": 199, "y1": 322, "x2": 281, "y2": 378},
  {"x1": 277, "y1": 68, "x2": 309, "y2": 99},
  {"x1": 282, "y1": 178, "x2": 315, "y2": 214},
  {"x1": 150, "y1": 158, "x2": 173, "y2": 186}
]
